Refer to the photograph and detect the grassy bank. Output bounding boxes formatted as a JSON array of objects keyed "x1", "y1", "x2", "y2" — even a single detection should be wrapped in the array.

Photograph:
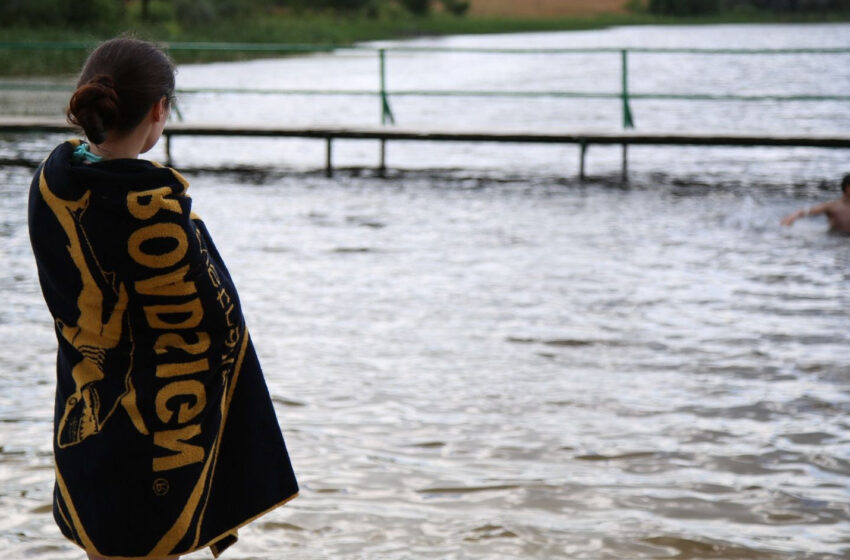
[{"x1": 2, "y1": 9, "x2": 849, "y2": 76}]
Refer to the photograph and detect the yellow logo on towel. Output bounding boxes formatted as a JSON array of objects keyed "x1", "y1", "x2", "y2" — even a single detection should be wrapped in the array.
[
  {"x1": 153, "y1": 477, "x2": 170, "y2": 496},
  {"x1": 39, "y1": 171, "x2": 147, "y2": 447}
]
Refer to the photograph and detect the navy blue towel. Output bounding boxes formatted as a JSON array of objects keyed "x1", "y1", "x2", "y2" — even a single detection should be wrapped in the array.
[{"x1": 28, "y1": 140, "x2": 298, "y2": 558}]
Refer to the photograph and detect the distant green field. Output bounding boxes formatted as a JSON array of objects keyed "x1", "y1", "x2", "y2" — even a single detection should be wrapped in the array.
[{"x1": 1, "y1": 9, "x2": 848, "y2": 76}]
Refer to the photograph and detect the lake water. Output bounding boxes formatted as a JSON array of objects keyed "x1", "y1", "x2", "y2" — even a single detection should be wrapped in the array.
[{"x1": 2, "y1": 23, "x2": 850, "y2": 559}]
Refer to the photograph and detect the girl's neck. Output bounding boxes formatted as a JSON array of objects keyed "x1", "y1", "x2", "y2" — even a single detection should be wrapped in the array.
[
  {"x1": 89, "y1": 134, "x2": 144, "y2": 161},
  {"x1": 87, "y1": 98, "x2": 169, "y2": 161}
]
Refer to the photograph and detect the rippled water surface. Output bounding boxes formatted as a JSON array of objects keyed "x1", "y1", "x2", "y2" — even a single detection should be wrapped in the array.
[{"x1": 2, "y1": 23, "x2": 850, "y2": 560}]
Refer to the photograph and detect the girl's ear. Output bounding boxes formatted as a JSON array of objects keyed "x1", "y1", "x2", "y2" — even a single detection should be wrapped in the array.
[{"x1": 151, "y1": 96, "x2": 169, "y2": 123}]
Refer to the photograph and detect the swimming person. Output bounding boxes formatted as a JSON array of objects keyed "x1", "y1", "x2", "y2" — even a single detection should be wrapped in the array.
[
  {"x1": 27, "y1": 37, "x2": 298, "y2": 559},
  {"x1": 781, "y1": 173, "x2": 850, "y2": 233}
]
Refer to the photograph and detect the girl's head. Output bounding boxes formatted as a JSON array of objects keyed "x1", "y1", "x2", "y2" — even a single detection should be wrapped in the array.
[{"x1": 67, "y1": 37, "x2": 175, "y2": 146}]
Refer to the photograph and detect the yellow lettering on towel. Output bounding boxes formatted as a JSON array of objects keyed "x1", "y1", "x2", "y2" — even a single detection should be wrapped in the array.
[
  {"x1": 153, "y1": 425, "x2": 204, "y2": 472},
  {"x1": 126, "y1": 186, "x2": 211, "y2": 473},
  {"x1": 154, "y1": 332, "x2": 210, "y2": 356},
  {"x1": 156, "y1": 380, "x2": 206, "y2": 424},
  {"x1": 144, "y1": 299, "x2": 204, "y2": 330},
  {"x1": 135, "y1": 265, "x2": 196, "y2": 297},
  {"x1": 127, "y1": 187, "x2": 182, "y2": 220},
  {"x1": 128, "y1": 223, "x2": 188, "y2": 269},
  {"x1": 156, "y1": 359, "x2": 210, "y2": 379}
]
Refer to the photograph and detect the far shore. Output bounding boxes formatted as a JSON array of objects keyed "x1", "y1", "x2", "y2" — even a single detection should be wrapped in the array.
[
  {"x1": 1, "y1": 8, "x2": 849, "y2": 76},
  {"x1": 468, "y1": 0, "x2": 627, "y2": 17}
]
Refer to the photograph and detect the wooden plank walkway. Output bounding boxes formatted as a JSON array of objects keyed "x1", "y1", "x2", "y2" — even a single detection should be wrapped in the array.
[{"x1": 2, "y1": 116, "x2": 850, "y2": 179}]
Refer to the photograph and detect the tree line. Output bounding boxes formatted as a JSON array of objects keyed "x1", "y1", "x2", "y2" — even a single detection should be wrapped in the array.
[
  {"x1": 647, "y1": 0, "x2": 850, "y2": 15},
  {"x1": 4, "y1": 0, "x2": 848, "y2": 28},
  {"x1": 0, "y1": 0, "x2": 471, "y2": 28}
]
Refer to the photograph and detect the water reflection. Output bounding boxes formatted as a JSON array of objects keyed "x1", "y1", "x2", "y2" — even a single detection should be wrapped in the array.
[{"x1": 1, "y1": 24, "x2": 850, "y2": 560}]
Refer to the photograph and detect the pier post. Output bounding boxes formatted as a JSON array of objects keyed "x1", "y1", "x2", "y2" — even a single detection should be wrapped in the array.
[
  {"x1": 164, "y1": 133, "x2": 172, "y2": 166},
  {"x1": 579, "y1": 140, "x2": 587, "y2": 181},
  {"x1": 326, "y1": 137, "x2": 333, "y2": 178},
  {"x1": 379, "y1": 139, "x2": 387, "y2": 177},
  {"x1": 621, "y1": 143, "x2": 629, "y2": 183}
]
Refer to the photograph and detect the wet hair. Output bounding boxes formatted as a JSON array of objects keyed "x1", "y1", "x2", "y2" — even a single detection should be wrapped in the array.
[
  {"x1": 67, "y1": 37, "x2": 175, "y2": 145},
  {"x1": 843, "y1": 173, "x2": 850, "y2": 194}
]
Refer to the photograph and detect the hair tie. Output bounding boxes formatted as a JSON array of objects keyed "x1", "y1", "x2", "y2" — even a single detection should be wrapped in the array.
[{"x1": 72, "y1": 142, "x2": 104, "y2": 163}]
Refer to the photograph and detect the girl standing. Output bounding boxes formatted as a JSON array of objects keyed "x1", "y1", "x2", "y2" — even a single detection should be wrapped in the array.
[{"x1": 28, "y1": 37, "x2": 298, "y2": 559}]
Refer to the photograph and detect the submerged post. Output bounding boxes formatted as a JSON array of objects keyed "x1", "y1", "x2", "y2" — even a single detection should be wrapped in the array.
[
  {"x1": 326, "y1": 137, "x2": 333, "y2": 177},
  {"x1": 379, "y1": 49, "x2": 395, "y2": 125},
  {"x1": 164, "y1": 133, "x2": 172, "y2": 166},
  {"x1": 622, "y1": 143, "x2": 629, "y2": 183},
  {"x1": 579, "y1": 140, "x2": 587, "y2": 181},
  {"x1": 621, "y1": 49, "x2": 635, "y2": 130}
]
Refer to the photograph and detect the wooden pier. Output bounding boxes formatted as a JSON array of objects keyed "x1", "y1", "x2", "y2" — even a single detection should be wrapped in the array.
[{"x1": 2, "y1": 116, "x2": 849, "y2": 180}]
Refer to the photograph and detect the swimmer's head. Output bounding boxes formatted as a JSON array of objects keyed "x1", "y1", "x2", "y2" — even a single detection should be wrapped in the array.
[{"x1": 843, "y1": 173, "x2": 850, "y2": 194}]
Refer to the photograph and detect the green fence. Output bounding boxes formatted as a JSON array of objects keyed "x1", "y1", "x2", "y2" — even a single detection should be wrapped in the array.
[{"x1": 1, "y1": 41, "x2": 848, "y2": 129}]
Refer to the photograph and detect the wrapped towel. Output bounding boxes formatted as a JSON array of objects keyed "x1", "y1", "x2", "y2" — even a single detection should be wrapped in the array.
[{"x1": 28, "y1": 140, "x2": 298, "y2": 558}]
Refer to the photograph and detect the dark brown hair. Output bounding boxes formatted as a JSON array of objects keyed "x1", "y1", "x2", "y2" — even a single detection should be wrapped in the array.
[
  {"x1": 67, "y1": 37, "x2": 175, "y2": 145},
  {"x1": 843, "y1": 173, "x2": 850, "y2": 194}
]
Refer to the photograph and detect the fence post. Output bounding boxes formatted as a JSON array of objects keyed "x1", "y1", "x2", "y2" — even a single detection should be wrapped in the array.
[
  {"x1": 621, "y1": 49, "x2": 635, "y2": 129},
  {"x1": 379, "y1": 49, "x2": 395, "y2": 125}
]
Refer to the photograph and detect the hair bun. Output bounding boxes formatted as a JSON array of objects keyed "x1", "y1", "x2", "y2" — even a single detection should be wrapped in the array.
[
  {"x1": 67, "y1": 73, "x2": 121, "y2": 145},
  {"x1": 65, "y1": 38, "x2": 176, "y2": 146}
]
